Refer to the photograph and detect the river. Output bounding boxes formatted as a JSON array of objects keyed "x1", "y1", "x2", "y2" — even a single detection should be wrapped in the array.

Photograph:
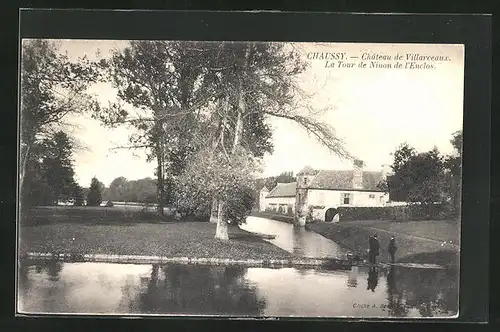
[
  {"x1": 17, "y1": 216, "x2": 458, "y2": 317},
  {"x1": 240, "y1": 216, "x2": 351, "y2": 258},
  {"x1": 17, "y1": 260, "x2": 458, "y2": 317}
]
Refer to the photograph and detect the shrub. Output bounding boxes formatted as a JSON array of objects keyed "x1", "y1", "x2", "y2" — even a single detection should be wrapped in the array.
[
  {"x1": 105, "y1": 200, "x2": 114, "y2": 207},
  {"x1": 336, "y1": 204, "x2": 454, "y2": 222},
  {"x1": 305, "y1": 206, "x2": 314, "y2": 224},
  {"x1": 225, "y1": 186, "x2": 256, "y2": 224},
  {"x1": 86, "y1": 177, "x2": 102, "y2": 207}
]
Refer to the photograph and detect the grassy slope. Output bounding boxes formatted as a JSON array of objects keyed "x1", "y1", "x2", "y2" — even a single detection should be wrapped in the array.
[
  {"x1": 20, "y1": 222, "x2": 294, "y2": 260},
  {"x1": 309, "y1": 220, "x2": 460, "y2": 266},
  {"x1": 19, "y1": 207, "x2": 294, "y2": 260}
]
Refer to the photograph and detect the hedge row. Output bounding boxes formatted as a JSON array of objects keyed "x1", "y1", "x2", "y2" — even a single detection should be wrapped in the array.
[{"x1": 336, "y1": 204, "x2": 458, "y2": 222}]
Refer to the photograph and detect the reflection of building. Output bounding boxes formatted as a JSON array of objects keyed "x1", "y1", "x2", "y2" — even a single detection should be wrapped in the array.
[
  {"x1": 260, "y1": 162, "x2": 391, "y2": 225},
  {"x1": 347, "y1": 266, "x2": 358, "y2": 288}
]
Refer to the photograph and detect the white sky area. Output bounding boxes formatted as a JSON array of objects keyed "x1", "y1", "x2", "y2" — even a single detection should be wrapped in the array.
[{"x1": 40, "y1": 40, "x2": 464, "y2": 187}]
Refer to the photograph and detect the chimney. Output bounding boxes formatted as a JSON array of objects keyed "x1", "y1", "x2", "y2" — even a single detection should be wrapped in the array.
[
  {"x1": 352, "y1": 159, "x2": 364, "y2": 189},
  {"x1": 381, "y1": 164, "x2": 391, "y2": 180}
]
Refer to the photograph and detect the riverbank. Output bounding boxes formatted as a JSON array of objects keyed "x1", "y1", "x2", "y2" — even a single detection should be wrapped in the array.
[
  {"x1": 249, "y1": 211, "x2": 294, "y2": 224},
  {"x1": 308, "y1": 220, "x2": 460, "y2": 267},
  {"x1": 19, "y1": 222, "x2": 295, "y2": 261}
]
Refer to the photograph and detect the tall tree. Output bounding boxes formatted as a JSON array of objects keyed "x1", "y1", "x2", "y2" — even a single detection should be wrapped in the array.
[
  {"x1": 73, "y1": 185, "x2": 85, "y2": 206},
  {"x1": 204, "y1": 42, "x2": 352, "y2": 236},
  {"x1": 444, "y1": 130, "x2": 462, "y2": 214},
  {"x1": 92, "y1": 41, "x2": 220, "y2": 215},
  {"x1": 40, "y1": 131, "x2": 78, "y2": 204},
  {"x1": 92, "y1": 41, "x2": 352, "y2": 238},
  {"x1": 21, "y1": 131, "x2": 80, "y2": 207},
  {"x1": 388, "y1": 144, "x2": 447, "y2": 208},
  {"x1": 19, "y1": 39, "x2": 100, "y2": 192},
  {"x1": 87, "y1": 177, "x2": 103, "y2": 206}
]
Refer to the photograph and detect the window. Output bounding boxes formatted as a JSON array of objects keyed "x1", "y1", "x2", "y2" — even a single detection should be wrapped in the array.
[
  {"x1": 303, "y1": 177, "x2": 308, "y2": 185},
  {"x1": 342, "y1": 193, "x2": 351, "y2": 205},
  {"x1": 316, "y1": 192, "x2": 325, "y2": 205},
  {"x1": 369, "y1": 194, "x2": 375, "y2": 199}
]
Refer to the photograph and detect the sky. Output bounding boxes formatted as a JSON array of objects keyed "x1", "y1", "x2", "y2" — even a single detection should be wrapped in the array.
[{"x1": 34, "y1": 40, "x2": 464, "y2": 187}]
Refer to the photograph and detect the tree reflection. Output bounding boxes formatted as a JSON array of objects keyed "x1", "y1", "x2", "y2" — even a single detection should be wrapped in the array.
[
  {"x1": 385, "y1": 266, "x2": 458, "y2": 317},
  {"x1": 136, "y1": 264, "x2": 266, "y2": 315},
  {"x1": 46, "y1": 260, "x2": 63, "y2": 282},
  {"x1": 292, "y1": 227, "x2": 307, "y2": 257},
  {"x1": 385, "y1": 266, "x2": 409, "y2": 317}
]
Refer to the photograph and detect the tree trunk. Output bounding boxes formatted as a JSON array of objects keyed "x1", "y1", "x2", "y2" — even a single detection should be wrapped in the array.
[
  {"x1": 231, "y1": 44, "x2": 251, "y2": 154},
  {"x1": 19, "y1": 144, "x2": 31, "y2": 197},
  {"x1": 210, "y1": 198, "x2": 218, "y2": 223},
  {"x1": 155, "y1": 142, "x2": 165, "y2": 216},
  {"x1": 215, "y1": 200, "x2": 229, "y2": 240},
  {"x1": 213, "y1": 44, "x2": 251, "y2": 238}
]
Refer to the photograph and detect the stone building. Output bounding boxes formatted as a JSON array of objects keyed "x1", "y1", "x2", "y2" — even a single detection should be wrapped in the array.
[{"x1": 260, "y1": 162, "x2": 391, "y2": 226}]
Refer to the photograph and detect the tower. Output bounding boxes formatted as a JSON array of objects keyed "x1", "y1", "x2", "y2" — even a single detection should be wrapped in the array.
[
  {"x1": 259, "y1": 186, "x2": 269, "y2": 212},
  {"x1": 295, "y1": 166, "x2": 318, "y2": 227}
]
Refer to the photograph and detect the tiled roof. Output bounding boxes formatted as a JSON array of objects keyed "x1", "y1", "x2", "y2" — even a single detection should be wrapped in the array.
[
  {"x1": 266, "y1": 182, "x2": 297, "y2": 198},
  {"x1": 297, "y1": 166, "x2": 319, "y2": 176},
  {"x1": 308, "y1": 170, "x2": 384, "y2": 191}
]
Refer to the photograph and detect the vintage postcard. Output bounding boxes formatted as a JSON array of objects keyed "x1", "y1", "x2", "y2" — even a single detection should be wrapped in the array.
[{"x1": 17, "y1": 38, "x2": 463, "y2": 318}]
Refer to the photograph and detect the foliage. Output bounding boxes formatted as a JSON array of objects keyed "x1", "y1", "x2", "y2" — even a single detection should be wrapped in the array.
[
  {"x1": 175, "y1": 147, "x2": 261, "y2": 224},
  {"x1": 387, "y1": 131, "x2": 462, "y2": 219},
  {"x1": 89, "y1": 41, "x2": 353, "y2": 233},
  {"x1": 335, "y1": 205, "x2": 454, "y2": 222},
  {"x1": 388, "y1": 144, "x2": 446, "y2": 206},
  {"x1": 92, "y1": 41, "x2": 221, "y2": 214},
  {"x1": 86, "y1": 177, "x2": 103, "y2": 206},
  {"x1": 40, "y1": 131, "x2": 79, "y2": 204},
  {"x1": 225, "y1": 186, "x2": 256, "y2": 225},
  {"x1": 21, "y1": 131, "x2": 81, "y2": 207},
  {"x1": 443, "y1": 130, "x2": 462, "y2": 215},
  {"x1": 20, "y1": 39, "x2": 100, "y2": 191},
  {"x1": 255, "y1": 171, "x2": 296, "y2": 193},
  {"x1": 106, "y1": 176, "x2": 157, "y2": 203},
  {"x1": 73, "y1": 185, "x2": 85, "y2": 206}
]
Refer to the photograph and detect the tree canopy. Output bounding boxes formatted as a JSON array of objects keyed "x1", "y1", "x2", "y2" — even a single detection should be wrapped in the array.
[{"x1": 386, "y1": 131, "x2": 462, "y2": 218}]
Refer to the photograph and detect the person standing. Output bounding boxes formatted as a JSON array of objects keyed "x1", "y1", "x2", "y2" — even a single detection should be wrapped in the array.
[
  {"x1": 370, "y1": 234, "x2": 380, "y2": 264},
  {"x1": 388, "y1": 236, "x2": 397, "y2": 264},
  {"x1": 368, "y1": 234, "x2": 380, "y2": 264}
]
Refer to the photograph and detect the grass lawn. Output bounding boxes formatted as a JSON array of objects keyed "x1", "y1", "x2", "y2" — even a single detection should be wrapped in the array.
[
  {"x1": 308, "y1": 220, "x2": 460, "y2": 266},
  {"x1": 338, "y1": 219, "x2": 460, "y2": 244},
  {"x1": 19, "y1": 222, "x2": 294, "y2": 261}
]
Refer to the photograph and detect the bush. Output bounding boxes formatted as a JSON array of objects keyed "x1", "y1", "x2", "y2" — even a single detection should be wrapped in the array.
[
  {"x1": 105, "y1": 200, "x2": 114, "y2": 207},
  {"x1": 225, "y1": 186, "x2": 256, "y2": 224},
  {"x1": 86, "y1": 177, "x2": 102, "y2": 207},
  {"x1": 336, "y1": 204, "x2": 455, "y2": 222}
]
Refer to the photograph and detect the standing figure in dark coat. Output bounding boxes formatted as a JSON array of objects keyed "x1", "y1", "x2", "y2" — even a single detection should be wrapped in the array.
[
  {"x1": 368, "y1": 234, "x2": 380, "y2": 264},
  {"x1": 388, "y1": 236, "x2": 397, "y2": 264}
]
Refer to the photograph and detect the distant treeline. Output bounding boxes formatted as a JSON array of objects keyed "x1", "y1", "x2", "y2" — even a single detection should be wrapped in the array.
[
  {"x1": 254, "y1": 171, "x2": 296, "y2": 192},
  {"x1": 82, "y1": 173, "x2": 296, "y2": 206},
  {"x1": 82, "y1": 177, "x2": 158, "y2": 204}
]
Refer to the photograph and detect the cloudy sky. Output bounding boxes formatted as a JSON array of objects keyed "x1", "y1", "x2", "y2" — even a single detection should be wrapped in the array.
[{"x1": 40, "y1": 40, "x2": 464, "y2": 187}]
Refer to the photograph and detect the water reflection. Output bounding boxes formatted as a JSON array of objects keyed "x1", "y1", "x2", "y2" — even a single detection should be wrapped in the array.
[
  {"x1": 17, "y1": 261, "x2": 458, "y2": 318},
  {"x1": 241, "y1": 216, "x2": 350, "y2": 258},
  {"x1": 347, "y1": 266, "x2": 358, "y2": 288},
  {"x1": 367, "y1": 267, "x2": 378, "y2": 292},
  {"x1": 135, "y1": 264, "x2": 265, "y2": 315}
]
